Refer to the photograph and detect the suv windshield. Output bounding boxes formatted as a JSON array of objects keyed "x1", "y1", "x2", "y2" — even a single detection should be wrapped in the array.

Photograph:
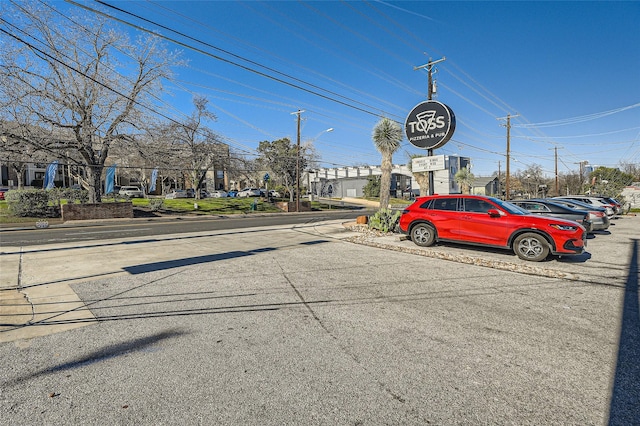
[{"x1": 489, "y1": 197, "x2": 528, "y2": 215}]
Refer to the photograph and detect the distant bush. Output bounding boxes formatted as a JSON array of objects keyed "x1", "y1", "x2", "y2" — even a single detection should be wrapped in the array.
[
  {"x1": 47, "y1": 187, "x2": 88, "y2": 207},
  {"x1": 363, "y1": 176, "x2": 381, "y2": 198},
  {"x1": 64, "y1": 188, "x2": 89, "y2": 204}
]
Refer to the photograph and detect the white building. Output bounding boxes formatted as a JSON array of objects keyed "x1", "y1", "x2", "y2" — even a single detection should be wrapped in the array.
[{"x1": 307, "y1": 155, "x2": 471, "y2": 198}]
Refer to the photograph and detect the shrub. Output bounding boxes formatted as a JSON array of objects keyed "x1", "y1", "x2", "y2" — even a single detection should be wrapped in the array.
[
  {"x1": 5, "y1": 189, "x2": 51, "y2": 217},
  {"x1": 368, "y1": 208, "x2": 400, "y2": 233},
  {"x1": 149, "y1": 198, "x2": 164, "y2": 211},
  {"x1": 363, "y1": 176, "x2": 381, "y2": 198},
  {"x1": 64, "y1": 188, "x2": 89, "y2": 204}
]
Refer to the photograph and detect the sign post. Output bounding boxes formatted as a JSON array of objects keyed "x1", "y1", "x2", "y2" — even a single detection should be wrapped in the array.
[{"x1": 264, "y1": 173, "x2": 270, "y2": 199}]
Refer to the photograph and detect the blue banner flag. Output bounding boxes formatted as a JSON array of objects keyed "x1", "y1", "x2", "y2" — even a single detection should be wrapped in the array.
[
  {"x1": 43, "y1": 160, "x2": 59, "y2": 189},
  {"x1": 149, "y1": 168, "x2": 158, "y2": 193},
  {"x1": 105, "y1": 164, "x2": 117, "y2": 194}
]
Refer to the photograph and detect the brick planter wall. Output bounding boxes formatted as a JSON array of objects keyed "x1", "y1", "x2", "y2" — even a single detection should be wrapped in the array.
[
  {"x1": 62, "y1": 202, "x2": 133, "y2": 221},
  {"x1": 275, "y1": 201, "x2": 311, "y2": 212}
]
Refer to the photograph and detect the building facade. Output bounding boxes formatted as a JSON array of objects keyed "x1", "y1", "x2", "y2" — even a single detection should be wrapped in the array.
[{"x1": 308, "y1": 155, "x2": 472, "y2": 199}]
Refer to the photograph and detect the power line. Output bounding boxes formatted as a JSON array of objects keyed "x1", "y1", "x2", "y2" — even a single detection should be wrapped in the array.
[{"x1": 74, "y1": 0, "x2": 390, "y2": 119}]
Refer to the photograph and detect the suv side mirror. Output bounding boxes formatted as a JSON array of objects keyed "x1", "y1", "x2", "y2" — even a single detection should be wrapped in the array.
[{"x1": 487, "y1": 209, "x2": 501, "y2": 217}]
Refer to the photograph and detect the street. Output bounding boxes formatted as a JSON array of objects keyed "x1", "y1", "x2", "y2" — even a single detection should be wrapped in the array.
[
  {"x1": 0, "y1": 216, "x2": 638, "y2": 425},
  {"x1": 0, "y1": 210, "x2": 369, "y2": 247}
]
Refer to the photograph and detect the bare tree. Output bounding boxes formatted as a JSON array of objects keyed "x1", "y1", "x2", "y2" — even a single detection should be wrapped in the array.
[
  {"x1": 0, "y1": 1, "x2": 179, "y2": 202},
  {"x1": 152, "y1": 96, "x2": 225, "y2": 199},
  {"x1": 619, "y1": 162, "x2": 640, "y2": 182}
]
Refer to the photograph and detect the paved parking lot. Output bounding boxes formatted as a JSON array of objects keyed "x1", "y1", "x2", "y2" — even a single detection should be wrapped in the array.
[
  {"x1": 1, "y1": 215, "x2": 638, "y2": 424},
  {"x1": 349, "y1": 214, "x2": 637, "y2": 285}
]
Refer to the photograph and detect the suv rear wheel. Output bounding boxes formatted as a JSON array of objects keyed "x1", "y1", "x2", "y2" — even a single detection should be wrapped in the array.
[
  {"x1": 410, "y1": 223, "x2": 436, "y2": 247},
  {"x1": 513, "y1": 232, "x2": 549, "y2": 262}
]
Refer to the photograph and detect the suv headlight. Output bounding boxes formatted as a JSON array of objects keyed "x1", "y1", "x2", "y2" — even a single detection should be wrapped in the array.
[{"x1": 549, "y1": 223, "x2": 578, "y2": 231}]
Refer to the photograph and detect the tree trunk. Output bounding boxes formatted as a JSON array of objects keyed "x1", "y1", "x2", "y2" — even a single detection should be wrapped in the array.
[
  {"x1": 414, "y1": 172, "x2": 430, "y2": 196},
  {"x1": 87, "y1": 165, "x2": 104, "y2": 203},
  {"x1": 380, "y1": 152, "x2": 392, "y2": 209}
]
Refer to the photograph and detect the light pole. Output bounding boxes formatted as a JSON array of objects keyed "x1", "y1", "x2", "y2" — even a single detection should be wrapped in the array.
[{"x1": 306, "y1": 128, "x2": 333, "y2": 201}]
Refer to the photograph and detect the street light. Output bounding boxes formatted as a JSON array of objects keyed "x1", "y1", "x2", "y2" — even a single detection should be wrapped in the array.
[
  {"x1": 306, "y1": 128, "x2": 333, "y2": 202},
  {"x1": 292, "y1": 116, "x2": 333, "y2": 211}
]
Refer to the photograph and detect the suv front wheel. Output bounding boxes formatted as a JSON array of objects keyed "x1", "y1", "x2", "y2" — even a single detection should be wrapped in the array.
[
  {"x1": 513, "y1": 232, "x2": 550, "y2": 262},
  {"x1": 410, "y1": 223, "x2": 436, "y2": 247}
]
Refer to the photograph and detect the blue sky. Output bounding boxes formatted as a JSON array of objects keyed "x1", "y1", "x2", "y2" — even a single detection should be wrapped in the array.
[{"x1": 67, "y1": 1, "x2": 639, "y2": 177}]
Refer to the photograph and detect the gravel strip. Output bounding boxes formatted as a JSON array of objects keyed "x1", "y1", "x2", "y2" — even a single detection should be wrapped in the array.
[{"x1": 344, "y1": 224, "x2": 579, "y2": 280}]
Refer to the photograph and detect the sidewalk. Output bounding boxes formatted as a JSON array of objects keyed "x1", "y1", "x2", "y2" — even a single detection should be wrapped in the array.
[{"x1": 0, "y1": 219, "x2": 362, "y2": 343}]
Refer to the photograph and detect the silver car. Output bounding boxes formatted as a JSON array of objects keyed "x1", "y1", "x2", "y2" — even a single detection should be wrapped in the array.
[
  {"x1": 553, "y1": 196, "x2": 615, "y2": 217},
  {"x1": 549, "y1": 198, "x2": 611, "y2": 231}
]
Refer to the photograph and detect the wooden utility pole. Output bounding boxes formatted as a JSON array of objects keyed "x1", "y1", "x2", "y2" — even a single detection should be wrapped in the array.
[
  {"x1": 554, "y1": 146, "x2": 559, "y2": 196},
  {"x1": 497, "y1": 160, "x2": 501, "y2": 197},
  {"x1": 291, "y1": 109, "x2": 304, "y2": 212},
  {"x1": 414, "y1": 57, "x2": 445, "y2": 195},
  {"x1": 497, "y1": 114, "x2": 518, "y2": 200}
]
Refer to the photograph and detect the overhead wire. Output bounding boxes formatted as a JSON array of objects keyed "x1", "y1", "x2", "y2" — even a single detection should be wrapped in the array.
[{"x1": 8, "y1": 0, "x2": 635, "y2": 176}]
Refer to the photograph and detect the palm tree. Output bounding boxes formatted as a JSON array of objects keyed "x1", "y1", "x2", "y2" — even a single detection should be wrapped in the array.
[
  {"x1": 455, "y1": 167, "x2": 475, "y2": 194},
  {"x1": 372, "y1": 117, "x2": 403, "y2": 208}
]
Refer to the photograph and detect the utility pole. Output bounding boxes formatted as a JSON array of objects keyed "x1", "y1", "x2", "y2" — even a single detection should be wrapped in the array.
[
  {"x1": 414, "y1": 57, "x2": 445, "y2": 195},
  {"x1": 291, "y1": 109, "x2": 304, "y2": 212},
  {"x1": 554, "y1": 146, "x2": 559, "y2": 196},
  {"x1": 497, "y1": 113, "x2": 518, "y2": 200},
  {"x1": 497, "y1": 160, "x2": 501, "y2": 197}
]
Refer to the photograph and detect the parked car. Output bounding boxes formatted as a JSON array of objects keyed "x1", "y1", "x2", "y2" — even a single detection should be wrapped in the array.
[
  {"x1": 118, "y1": 185, "x2": 144, "y2": 198},
  {"x1": 597, "y1": 197, "x2": 622, "y2": 215},
  {"x1": 165, "y1": 189, "x2": 189, "y2": 199},
  {"x1": 0, "y1": 188, "x2": 9, "y2": 200},
  {"x1": 398, "y1": 194, "x2": 586, "y2": 262},
  {"x1": 209, "y1": 190, "x2": 228, "y2": 198},
  {"x1": 546, "y1": 198, "x2": 610, "y2": 231},
  {"x1": 509, "y1": 199, "x2": 593, "y2": 234},
  {"x1": 185, "y1": 188, "x2": 196, "y2": 198},
  {"x1": 237, "y1": 188, "x2": 261, "y2": 197},
  {"x1": 552, "y1": 196, "x2": 615, "y2": 217},
  {"x1": 227, "y1": 190, "x2": 238, "y2": 198},
  {"x1": 268, "y1": 190, "x2": 281, "y2": 198}
]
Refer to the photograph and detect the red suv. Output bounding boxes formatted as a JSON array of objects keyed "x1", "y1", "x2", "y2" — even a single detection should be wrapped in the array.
[{"x1": 398, "y1": 195, "x2": 586, "y2": 262}]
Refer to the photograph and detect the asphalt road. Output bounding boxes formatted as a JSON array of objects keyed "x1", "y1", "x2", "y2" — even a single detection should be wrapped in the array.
[
  {"x1": 0, "y1": 210, "x2": 369, "y2": 247},
  {"x1": 1, "y1": 215, "x2": 638, "y2": 425}
]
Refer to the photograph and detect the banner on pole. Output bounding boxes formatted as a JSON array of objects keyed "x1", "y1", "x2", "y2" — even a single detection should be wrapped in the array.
[
  {"x1": 43, "y1": 161, "x2": 59, "y2": 189},
  {"x1": 105, "y1": 164, "x2": 117, "y2": 194},
  {"x1": 149, "y1": 168, "x2": 159, "y2": 193}
]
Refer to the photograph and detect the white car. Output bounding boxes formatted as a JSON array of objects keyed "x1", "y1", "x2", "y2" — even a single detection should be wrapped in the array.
[
  {"x1": 209, "y1": 190, "x2": 228, "y2": 198},
  {"x1": 268, "y1": 190, "x2": 281, "y2": 198},
  {"x1": 237, "y1": 188, "x2": 261, "y2": 197},
  {"x1": 118, "y1": 186, "x2": 144, "y2": 198}
]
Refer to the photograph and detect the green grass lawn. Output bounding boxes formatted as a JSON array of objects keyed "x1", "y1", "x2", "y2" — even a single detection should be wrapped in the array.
[{"x1": 0, "y1": 196, "x2": 345, "y2": 224}]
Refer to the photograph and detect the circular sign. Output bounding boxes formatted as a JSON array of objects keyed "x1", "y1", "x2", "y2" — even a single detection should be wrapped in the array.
[{"x1": 404, "y1": 100, "x2": 456, "y2": 150}]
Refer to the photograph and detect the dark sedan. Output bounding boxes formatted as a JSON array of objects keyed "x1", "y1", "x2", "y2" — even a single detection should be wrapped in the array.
[
  {"x1": 544, "y1": 198, "x2": 610, "y2": 231},
  {"x1": 510, "y1": 199, "x2": 593, "y2": 234}
]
